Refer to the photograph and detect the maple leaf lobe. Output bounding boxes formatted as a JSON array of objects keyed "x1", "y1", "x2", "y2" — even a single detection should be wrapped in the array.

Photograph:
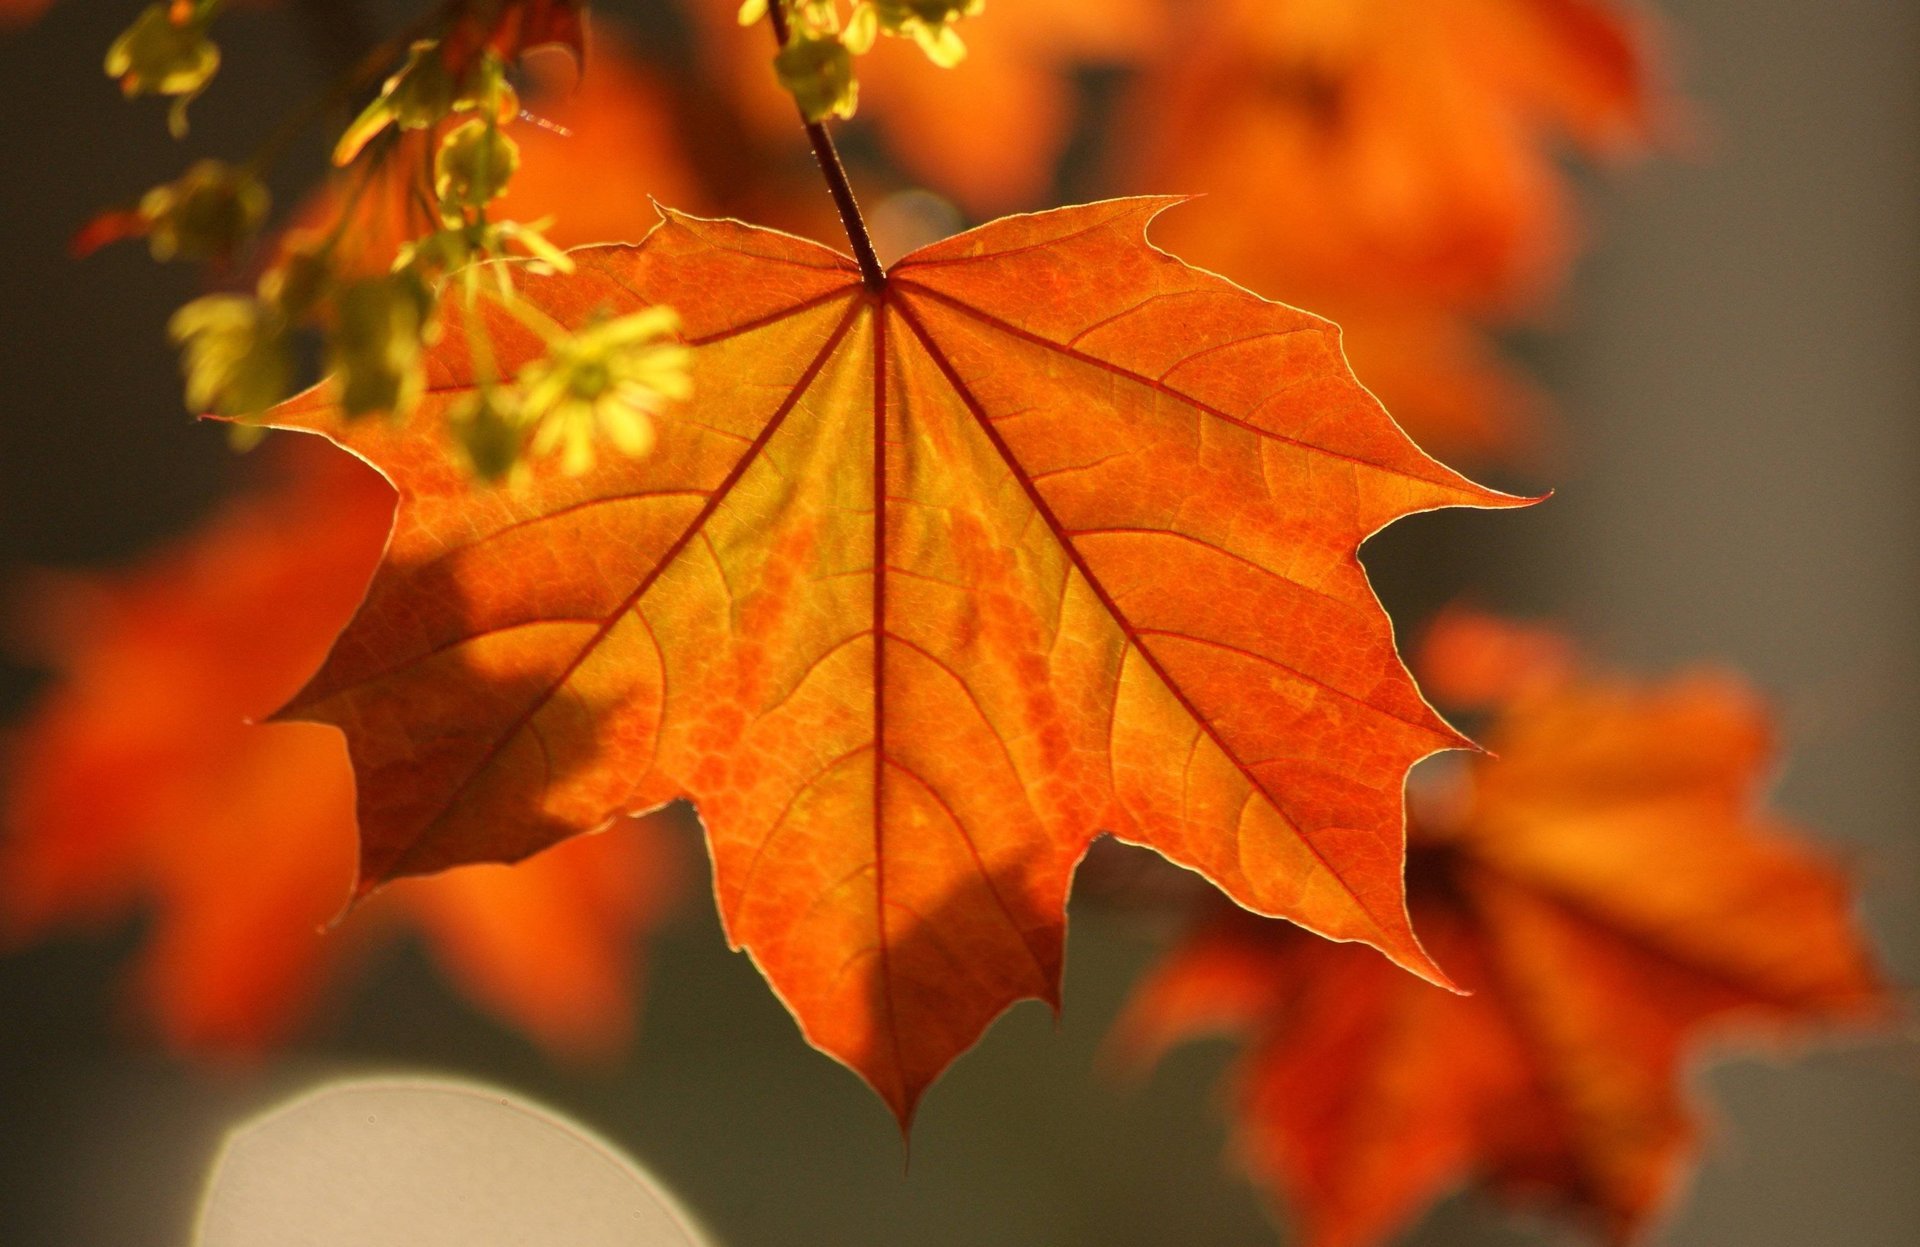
[{"x1": 267, "y1": 198, "x2": 1523, "y2": 1123}]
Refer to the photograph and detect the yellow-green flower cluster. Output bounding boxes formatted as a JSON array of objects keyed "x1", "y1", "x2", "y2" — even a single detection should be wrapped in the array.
[
  {"x1": 346, "y1": 40, "x2": 569, "y2": 287},
  {"x1": 740, "y1": 0, "x2": 984, "y2": 122},
  {"x1": 454, "y1": 307, "x2": 693, "y2": 481},
  {"x1": 99, "y1": 12, "x2": 688, "y2": 478},
  {"x1": 157, "y1": 223, "x2": 424, "y2": 429},
  {"x1": 775, "y1": 26, "x2": 860, "y2": 123}
]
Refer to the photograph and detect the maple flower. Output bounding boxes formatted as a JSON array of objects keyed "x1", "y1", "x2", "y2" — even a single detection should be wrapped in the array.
[
  {"x1": 169, "y1": 294, "x2": 291, "y2": 418},
  {"x1": 259, "y1": 238, "x2": 333, "y2": 320},
  {"x1": 104, "y1": 0, "x2": 220, "y2": 136},
  {"x1": 867, "y1": 0, "x2": 982, "y2": 67},
  {"x1": 393, "y1": 223, "x2": 487, "y2": 283},
  {"x1": 139, "y1": 159, "x2": 268, "y2": 263},
  {"x1": 1115, "y1": 611, "x2": 1891, "y2": 1247},
  {"x1": 744, "y1": 0, "x2": 988, "y2": 123},
  {"x1": 395, "y1": 218, "x2": 574, "y2": 285},
  {"x1": 517, "y1": 307, "x2": 691, "y2": 474}
]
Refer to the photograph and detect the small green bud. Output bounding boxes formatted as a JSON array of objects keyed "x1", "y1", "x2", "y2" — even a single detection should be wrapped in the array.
[
  {"x1": 435, "y1": 117, "x2": 521, "y2": 212},
  {"x1": 450, "y1": 385, "x2": 528, "y2": 483},
  {"x1": 775, "y1": 32, "x2": 857, "y2": 123},
  {"x1": 105, "y1": 2, "x2": 221, "y2": 137},
  {"x1": 459, "y1": 53, "x2": 520, "y2": 126},
  {"x1": 169, "y1": 294, "x2": 292, "y2": 418},
  {"x1": 139, "y1": 160, "x2": 269, "y2": 262},
  {"x1": 387, "y1": 42, "x2": 463, "y2": 129}
]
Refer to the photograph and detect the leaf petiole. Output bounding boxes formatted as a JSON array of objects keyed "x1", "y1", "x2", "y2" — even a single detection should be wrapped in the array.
[{"x1": 762, "y1": 1, "x2": 887, "y2": 292}]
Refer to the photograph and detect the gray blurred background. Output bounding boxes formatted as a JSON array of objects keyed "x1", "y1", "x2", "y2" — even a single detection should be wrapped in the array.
[{"x1": 1, "y1": 1, "x2": 1914, "y2": 1244}]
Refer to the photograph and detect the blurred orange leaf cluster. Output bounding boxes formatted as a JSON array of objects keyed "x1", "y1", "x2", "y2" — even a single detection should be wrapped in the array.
[
  {"x1": 0, "y1": 436, "x2": 680, "y2": 1059},
  {"x1": 1115, "y1": 611, "x2": 1888, "y2": 1247},
  {"x1": 1114, "y1": 0, "x2": 1670, "y2": 464},
  {"x1": 2, "y1": 24, "x2": 718, "y2": 1062}
]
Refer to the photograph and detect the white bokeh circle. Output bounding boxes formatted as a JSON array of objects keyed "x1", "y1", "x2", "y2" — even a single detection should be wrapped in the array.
[{"x1": 194, "y1": 1076, "x2": 711, "y2": 1247}]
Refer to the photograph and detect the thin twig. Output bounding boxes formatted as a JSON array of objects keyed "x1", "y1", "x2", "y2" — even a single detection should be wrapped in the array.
[{"x1": 764, "y1": 3, "x2": 887, "y2": 292}]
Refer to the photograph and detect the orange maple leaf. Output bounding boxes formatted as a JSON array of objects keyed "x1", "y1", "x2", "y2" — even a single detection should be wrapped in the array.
[
  {"x1": 0, "y1": 437, "x2": 680, "y2": 1058},
  {"x1": 1114, "y1": 611, "x2": 1891, "y2": 1247},
  {"x1": 261, "y1": 198, "x2": 1523, "y2": 1124}
]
